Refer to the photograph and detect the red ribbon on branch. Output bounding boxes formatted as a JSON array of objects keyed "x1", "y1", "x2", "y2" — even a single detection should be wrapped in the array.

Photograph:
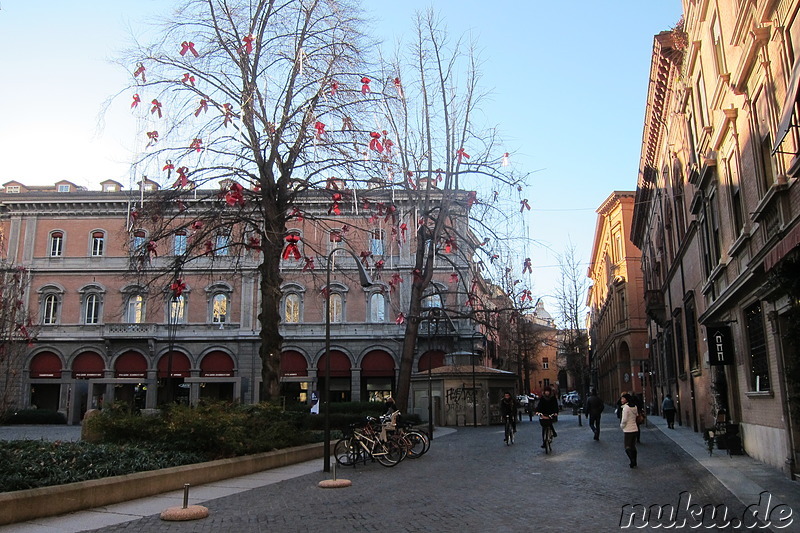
[
  {"x1": 189, "y1": 138, "x2": 203, "y2": 152},
  {"x1": 191, "y1": 220, "x2": 204, "y2": 230},
  {"x1": 520, "y1": 289, "x2": 533, "y2": 303},
  {"x1": 359, "y1": 251, "x2": 372, "y2": 266},
  {"x1": 241, "y1": 35, "x2": 254, "y2": 54},
  {"x1": 412, "y1": 269, "x2": 423, "y2": 284},
  {"x1": 146, "y1": 241, "x2": 158, "y2": 257},
  {"x1": 224, "y1": 182, "x2": 245, "y2": 207},
  {"x1": 247, "y1": 236, "x2": 262, "y2": 252},
  {"x1": 330, "y1": 81, "x2": 339, "y2": 96},
  {"x1": 374, "y1": 259, "x2": 385, "y2": 271},
  {"x1": 444, "y1": 237, "x2": 457, "y2": 253},
  {"x1": 384, "y1": 205, "x2": 396, "y2": 224},
  {"x1": 466, "y1": 191, "x2": 477, "y2": 208},
  {"x1": 194, "y1": 99, "x2": 208, "y2": 117},
  {"x1": 395, "y1": 312, "x2": 406, "y2": 325},
  {"x1": 150, "y1": 99, "x2": 162, "y2": 119},
  {"x1": 170, "y1": 279, "x2": 186, "y2": 298},
  {"x1": 174, "y1": 166, "x2": 189, "y2": 188},
  {"x1": 393, "y1": 77, "x2": 403, "y2": 98},
  {"x1": 282, "y1": 234, "x2": 301, "y2": 260},
  {"x1": 162, "y1": 161, "x2": 174, "y2": 174},
  {"x1": 456, "y1": 148, "x2": 470, "y2": 163},
  {"x1": 523, "y1": 258, "x2": 532, "y2": 274},
  {"x1": 146, "y1": 131, "x2": 159, "y2": 144},
  {"x1": 179, "y1": 41, "x2": 199, "y2": 57},
  {"x1": 302, "y1": 257, "x2": 315, "y2": 272},
  {"x1": 314, "y1": 121, "x2": 326, "y2": 140},
  {"x1": 502, "y1": 152, "x2": 510, "y2": 167},
  {"x1": 130, "y1": 94, "x2": 140, "y2": 109},
  {"x1": 222, "y1": 103, "x2": 234, "y2": 127},
  {"x1": 328, "y1": 193, "x2": 342, "y2": 216},
  {"x1": 369, "y1": 132, "x2": 383, "y2": 153},
  {"x1": 133, "y1": 63, "x2": 146, "y2": 82},
  {"x1": 342, "y1": 116, "x2": 354, "y2": 130},
  {"x1": 361, "y1": 76, "x2": 371, "y2": 95},
  {"x1": 388, "y1": 273, "x2": 403, "y2": 292},
  {"x1": 290, "y1": 207, "x2": 304, "y2": 221},
  {"x1": 450, "y1": 272, "x2": 459, "y2": 284},
  {"x1": 520, "y1": 199, "x2": 531, "y2": 212},
  {"x1": 399, "y1": 223, "x2": 407, "y2": 242},
  {"x1": 181, "y1": 73, "x2": 195, "y2": 86}
]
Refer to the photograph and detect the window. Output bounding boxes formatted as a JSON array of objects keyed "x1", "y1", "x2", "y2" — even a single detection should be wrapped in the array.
[
  {"x1": 132, "y1": 230, "x2": 146, "y2": 253},
  {"x1": 168, "y1": 295, "x2": 185, "y2": 324},
  {"x1": 212, "y1": 293, "x2": 228, "y2": 323},
  {"x1": 173, "y1": 232, "x2": 187, "y2": 256},
  {"x1": 745, "y1": 302, "x2": 770, "y2": 392},
  {"x1": 422, "y1": 287, "x2": 443, "y2": 309},
  {"x1": 85, "y1": 294, "x2": 100, "y2": 324},
  {"x1": 674, "y1": 310, "x2": 686, "y2": 375},
  {"x1": 5, "y1": 185, "x2": 20, "y2": 193},
  {"x1": 329, "y1": 293, "x2": 343, "y2": 323},
  {"x1": 49, "y1": 232, "x2": 63, "y2": 257},
  {"x1": 754, "y1": 89, "x2": 778, "y2": 193},
  {"x1": 126, "y1": 295, "x2": 145, "y2": 323},
  {"x1": 369, "y1": 292, "x2": 386, "y2": 322},
  {"x1": 672, "y1": 158, "x2": 687, "y2": 242},
  {"x1": 543, "y1": 378, "x2": 551, "y2": 388},
  {"x1": 42, "y1": 294, "x2": 59, "y2": 324},
  {"x1": 711, "y1": 13, "x2": 727, "y2": 76},
  {"x1": 685, "y1": 294, "x2": 699, "y2": 370},
  {"x1": 328, "y1": 230, "x2": 343, "y2": 253},
  {"x1": 724, "y1": 153, "x2": 745, "y2": 235},
  {"x1": 696, "y1": 70, "x2": 709, "y2": 129},
  {"x1": 91, "y1": 232, "x2": 105, "y2": 257},
  {"x1": 542, "y1": 357, "x2": 549, "y2": 370},
  {"x1": 215, "y1": 233, "x2": 230, "y2": 256},
  {"x1": 57, "y1": 184, "x2": 71, "y2": 192},
  {"x1": 370, "y1": 229, "x2": 385, "y2": 256},
  {"x1": 285, "y1": 293, "x2": 300, "y2": 323}
]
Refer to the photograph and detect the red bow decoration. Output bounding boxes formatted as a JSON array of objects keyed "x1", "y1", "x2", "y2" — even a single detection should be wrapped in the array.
[
  {"x1": 290, "y1": 207, "x2": 304, "y2": 221},
  {"x1": 282, "y1": 234, "x2": 301, "y2": 260},
  {"x1": 466, "y1": 191, "x2": 477, "y2": 208},
  {"x1": 146, "y1": 131, "x2": 159, "y2": 144},
  {"x1": 195, "y1": 99, "x2": 208, "y2": 117},
  {"x1": 150, "y1": 99, "x2": 162, "y2": 118},
  {"x1": 179, "y1": 41, "x2": 199, "y2": 57},
  {"x1": 247, "y1": 236, "x2": 261, "y2": 252},
  {"x1": 388, "y1": 273, "x2": 403, "y2": 292},
  {"x1": 395, "y1": 312, "x2": 406, "y2": 325},
  {"x1": 170, "y1": 279, "x2": 186, "y2": 298},
  {"x1": 412, "y1": 268, "x2": 423, "y2": 284},
  {"x1": 174, "y1": 166, "x2": 189, "y2": 188},
  {"x1": 176, "y1": 200, "x2": 187, "y2": 212},
  {"x1": 450, "y1": 273, "x2": 459, "y2": 283},
  {"x1": 490, "y1": 254, "x2": 499, "y2": 263},
  {"x1": 384, "y1": 205, "x2": 397, "y2": 224},
  {"x1": 133, "y1": 63, "x2": 146, "y2": 82},
  {"x1": 456, "y1": 148, "x2": 470, "y2": 163},
  {"x1": 162, "y1": 161, "x2": 174, "y2": 173},
  {"x1": 520, "y1": 199, "x2": 531, "y2": 212},
  {"x1": 326, "y1": 177, "x2": 341, "y2": 190},
  {"x1": 520, "y1": 289, "x2": 533, "y2": 303},
  {"x1": 130, "y1": 94, "x2": 141, "y2": 109},
  {"x1": 393, "y1": 77, "x2": 403, "y2": 98},
  {"x1": 375, "y1": 259, "x2": 385, "y2": 270},
  {"x1": 303, "y1": 257, "x2": 315, "y2": 271},
  {"x1": 330, "y1": 81, "x2": 339, "y2": 96},
  {"x1": 314, "y1": 121, "x2": 326, "y2": 140},
  {"x1": 190, "y1": 138, "x2": 203, "y2": 152},
  {"x1": 359, "y1": 251, "x2": 372, "y2": 266},
  {"x1": 146, "y1": 241, "x2": 158, "y2": 257},
  {"x1": 204, "y1": 240, "x2": 213, "y2": 254},
  {"x1": 181, "y1": 73, "x2": 195, "y2": 86},
  {"x1": 342, "y1": 116, "x2": 354, "y2": 130},
  {"x1": 130, "y1": 208, "x2": 139, "y2": 221},
  {"x1": 242, "y1": 34, "x2": 254, "y2": 54},
  {"x1": 384, "y1": 137, "x2": 394, "y2": 155},
  {"x1": 224, "y1": 182, "x2": 245, "y2": 207},
  {"x1": 444, "y1": 237, "x2": 456, "y2": 253},
  {"x1": 369, "y1": 132, "x2": 383, "y2": 153},
  {"x1": 502, "y1": 152, "x2": 509, "y2": 167},
  {"x1": 191, "y1": 220, "x2": 204, "y2": 229},
  {"x1": 399, "y1": 223, "x2": 407, "y2": 242},
  {"x1": 328, "y1": 193, "x2": 342, "y2": 215},
  {"x1": 222, "y1": 103, "x2": 234, "y2": 127},
  {"x1": 361, "y1": 76, "x2": 371, "y2": 95},
  {"x1": 523, "y1": 258, "x2": 532, "y2": 274}
]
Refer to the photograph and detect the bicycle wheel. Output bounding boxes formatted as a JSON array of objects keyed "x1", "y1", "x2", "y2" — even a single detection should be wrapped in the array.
[
  {"x1": 505, "y1": 420, "x2": 513, "y2": 445},
  {"x1": 376, "y1": 440, "x2": 404, "y2": 467},
  {"x1": 409, "y1": 429, "x2": 431, "y2": 455},
  {"x1": 334, "y1": 437, "x2": 360, "y2": 466},
  {"x1": 405, "y1": 432, "x2": 427, "y2": 458},
  {"x1": 544, "y1": 427, "x2": 552, "y2": 454}
]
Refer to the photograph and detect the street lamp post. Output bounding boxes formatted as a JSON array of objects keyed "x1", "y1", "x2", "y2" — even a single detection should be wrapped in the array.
[{"x1": 323, "y1": 248, "x2": 374, "y2": 473}]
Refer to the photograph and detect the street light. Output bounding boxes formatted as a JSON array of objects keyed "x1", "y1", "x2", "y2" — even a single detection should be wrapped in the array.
[{"x1": 323, "y1": 247, "x2": 374, "y2": 473}]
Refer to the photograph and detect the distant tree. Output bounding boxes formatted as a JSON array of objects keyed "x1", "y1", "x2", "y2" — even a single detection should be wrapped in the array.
[{"x1": 554, "y1": 244, "x2": 590, "y2": 396}]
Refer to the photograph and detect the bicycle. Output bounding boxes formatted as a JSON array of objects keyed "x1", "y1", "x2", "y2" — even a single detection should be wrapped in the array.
[
  {"x1": 537, "y1": 413, "x2": 556, "y2": 454},
  {"x1": 334, "y1": 417, "x2": 404, "y2": 467},
  {"x1": 503, "y1": 414, "x2": 515, "y2": 445}
]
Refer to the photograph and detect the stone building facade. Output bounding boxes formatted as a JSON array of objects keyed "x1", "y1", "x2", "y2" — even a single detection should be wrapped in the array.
[
  {"x1": 631, "y1": 0, "x2": 800, "y2": 476},
  {"x1": 0, "y1": 179, "x2": 492, "y2": 425}
]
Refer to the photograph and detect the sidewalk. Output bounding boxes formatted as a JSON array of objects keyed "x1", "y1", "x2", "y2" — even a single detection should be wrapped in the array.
[{"x1": 646, "y1": 413, "x2": 799, "y2": 514}]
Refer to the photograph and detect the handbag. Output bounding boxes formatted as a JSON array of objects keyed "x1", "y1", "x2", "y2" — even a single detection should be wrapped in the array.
[{"x1": 635, "y1": 410, "x2": 645, "y2": 425}]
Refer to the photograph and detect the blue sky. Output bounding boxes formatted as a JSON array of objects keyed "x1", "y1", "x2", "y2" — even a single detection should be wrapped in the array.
[{"x1": 0, "y1": 1, "x2": 682, "y2": 312}]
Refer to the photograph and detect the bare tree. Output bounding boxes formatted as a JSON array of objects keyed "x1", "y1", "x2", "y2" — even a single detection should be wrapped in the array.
[
  {"x1": 0, "y1": 246, "x2": 38, "y2": 417},
  {"x1": 554, "y1": 244, "x2": 590, "y2": 396}
]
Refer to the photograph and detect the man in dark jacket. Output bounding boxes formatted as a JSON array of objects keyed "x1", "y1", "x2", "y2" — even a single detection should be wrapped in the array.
[
  {"x1": 535, "y1": 387, "x2": 559, "y2": 447},
  {"x1": 499, "y1": 392, "x2": 518, "y2": 438},
  {"x1": 584, "y1": 388, "x2": 605, "y2": 440}
]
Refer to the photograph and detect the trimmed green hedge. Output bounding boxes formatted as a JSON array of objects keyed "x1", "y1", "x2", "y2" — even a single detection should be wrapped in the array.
[{"x1": 3, "y1": 409, "x2": 67, "y2": 425}]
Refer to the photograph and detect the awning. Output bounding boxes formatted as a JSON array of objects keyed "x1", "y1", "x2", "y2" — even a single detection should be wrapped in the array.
[
  {"x1": 115, "y1": 351, "x2": 148, "y2": 378},
  {"x1": 316, "y1": 351, "x2": 351, "y2": 377},
  {"x1": 764, "y1": 223, "x2": 800, "y2": 271},
  {"x1": 30, "y1": 352, "x2": 62, "y2": 378},
  {"x1": 417, "y1": 350, "x2": 445, "y2": 372},
  {"x1": 772, "y1": 58, "x2": 800, "y2": 154},
  {"x1": 157, "y1": 351, "x2": 191, "y2": 378},
  {"x1": 360, "y1": 350, "x2": 395, "y2": 377},
  {"x1": 72, "y1": 351, "x2": 104, "y2": 378},
  {"x1": 201, "y1": 351, "x2": 235, "y2": 377},
  {"x1": 280, "y1": 351, "x2": 307, "y2": 377}
]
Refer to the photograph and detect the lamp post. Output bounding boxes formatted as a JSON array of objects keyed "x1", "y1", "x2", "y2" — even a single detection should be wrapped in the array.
[{"x1": 323, "y1": 247, "x2": 374, "y2": 473}]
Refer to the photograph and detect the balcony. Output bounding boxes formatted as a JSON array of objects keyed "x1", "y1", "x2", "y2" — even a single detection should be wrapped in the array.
[{"x1": 644, "y1": 289, "x2": 667, "y2": 326}]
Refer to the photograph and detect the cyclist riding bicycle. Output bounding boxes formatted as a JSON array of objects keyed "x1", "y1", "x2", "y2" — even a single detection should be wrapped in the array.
[
  {"x1": 499, "y1": 392, "x2": 518, "y2": 441},
  {"x1": 535, "y1": 387, "x2": 559, "y2": 448}
]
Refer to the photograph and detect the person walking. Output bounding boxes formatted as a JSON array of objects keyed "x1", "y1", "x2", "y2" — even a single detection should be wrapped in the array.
[
  {"x1": 619, "y1": 393, "x2": 639, "y2": 468},
  {"x1": 662, "y1": 394, "x2": 676, "y2": 429},
  {"x1": 584, "y1": 388, "x2": 605, "y2": 440}
]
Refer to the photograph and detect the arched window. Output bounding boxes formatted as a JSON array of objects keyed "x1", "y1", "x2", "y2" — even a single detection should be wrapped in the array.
[
  {"x1": 85, "y1": 294, "x2": 100, "y2": 324},
  {"x1": 285, "y1": 293, "x2": 300, "y2": 323},
  {"x1": 169, "y1": 295, "x2": 186, "y2": 324},
  {"x1": 329, "y1": 293, "x2": 343, "y2": 323},
  {"x1": 126, "y1": 294, "x2": 145, "y2": 323},
  {"x1": 370, "y1": 229, "x2": 385, "y2": 256},
  {"x1": 49, "y1": 231, "x2": 64, "y2": 257},
  {"x1": 369, "y1": 292, "x2": 386, "y2": 322},
  {"x1": 173, "y1": 231, "x2": 187, "y2": 256},
  {"x1": 215, "y1": 232, "x2": 230, "y2": 256},
  {"x1": 42, "y1": 294, "x2": 59, "y2": 324},
  {"x1": 212, "y1": 293, "x2": 228, "y2": 323},
  {"x1": 132, "y1": 230, "x2": 146, "y2": 253},
  {"x1": 91, "y1": 231, "x2": 105, "y2": 257},
  {"x1": 422, "y1": 292, "x2": 442, "y2": 309}
]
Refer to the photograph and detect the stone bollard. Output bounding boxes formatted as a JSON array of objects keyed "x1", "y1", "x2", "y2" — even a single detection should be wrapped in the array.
[{"x1": 81, "y1": 409, "x2": 102, "y2": 443}]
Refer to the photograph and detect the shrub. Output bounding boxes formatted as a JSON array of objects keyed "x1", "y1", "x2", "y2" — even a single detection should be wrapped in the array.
[{"x1": 4, "y1": 409, "x2": 67, "y2": 425}]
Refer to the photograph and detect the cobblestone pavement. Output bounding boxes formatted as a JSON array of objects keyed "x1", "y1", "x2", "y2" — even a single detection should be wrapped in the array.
[{"x1": 80, "y1": 414, "x2": 776, "y2": 533}]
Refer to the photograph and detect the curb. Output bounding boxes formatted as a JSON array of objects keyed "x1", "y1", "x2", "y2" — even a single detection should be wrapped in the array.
[{"x1": 0, "y1": 441, "x2": 325, "y2": 526}]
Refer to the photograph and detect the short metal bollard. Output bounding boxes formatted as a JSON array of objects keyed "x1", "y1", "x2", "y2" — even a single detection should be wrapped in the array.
[{"x1": 183, "y1": 483, "x2": 190, "y2": 509}]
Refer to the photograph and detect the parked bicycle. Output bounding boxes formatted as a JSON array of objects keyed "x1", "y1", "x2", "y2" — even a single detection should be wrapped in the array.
[{"x1": 334, "y1": 417, "x2": 404, "y2": 467}]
